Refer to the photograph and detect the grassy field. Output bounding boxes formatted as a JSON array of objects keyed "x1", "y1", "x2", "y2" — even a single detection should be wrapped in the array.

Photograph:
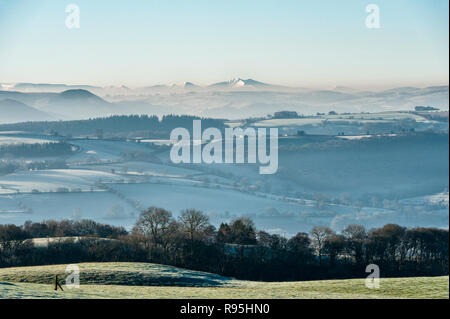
[{"x1": 0, "y1": 262, "x2": 448, "y2": 299}]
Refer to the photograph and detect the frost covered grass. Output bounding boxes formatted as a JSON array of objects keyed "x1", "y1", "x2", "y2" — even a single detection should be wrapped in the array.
[
  {"x1": 0, "y1": 263, "x2": 447, "y2": 299},
  {"x1": 0, "y1": 169, "x2": 121, "y2": 193},
  {"x1": 0, "y1": 262, "x2": 234, "y2": 288},
  {"x1": 73, "y1": 161, "x2": 202, "y2": 178},
  {"x1": 0, "y1": 191, "x2": 136, "y2": 226},
  {"x1": 253, "y1": 112, "x2": 431, "y2": 127},
  {"x1": 0, "y1": 178, "x2": 397, "y2": 233},
  {"x1": 0, "y1": 136, "x2": 55, "y2": 145},
  {"x1": 401, "y1": 191, "x2": 449, "y2": 207},
  {"x1": 29, "y1": 237, "x2": 117, "y2": 248}
]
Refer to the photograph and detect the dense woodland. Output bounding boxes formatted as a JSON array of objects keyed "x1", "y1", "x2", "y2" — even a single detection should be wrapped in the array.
[
  {"x1": 0, "y1": 142, "x2": 73, "y2": 158},
  {"x1": 0, "y1": 115, "x2": 227, "y2": 138},
  {"x1": 0, "y1": 207, "x2": 448, "y2": 281}
]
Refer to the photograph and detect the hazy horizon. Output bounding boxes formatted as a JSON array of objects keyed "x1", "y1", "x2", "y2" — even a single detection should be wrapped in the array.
[{"x1": 1, "y1": 79, "x2": 449, "y2": 92}]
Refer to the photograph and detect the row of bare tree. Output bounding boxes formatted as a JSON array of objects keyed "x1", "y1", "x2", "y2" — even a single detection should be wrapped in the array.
[{"x1": 0, "y1": 207, "x2": 448, "y2": 281}]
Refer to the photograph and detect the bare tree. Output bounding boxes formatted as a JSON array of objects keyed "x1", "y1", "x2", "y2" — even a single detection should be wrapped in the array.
[
  {"x1": 133, "y1": 207, "x2": 173, "y2": 247},
  {"x1": 310, "y1": 226, "x2": 334, "y2": 264},
  {"x1": 178, "y1": 209, "x2": 210, "y2": 243},
  {"x1": 342, "y1": 224, "x2": 367, "y2": 265}
]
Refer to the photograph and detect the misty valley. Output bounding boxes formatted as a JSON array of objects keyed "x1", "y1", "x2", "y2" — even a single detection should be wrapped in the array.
[{"x1": 0, "y1": 87, "x2": 448, "y2": 236}]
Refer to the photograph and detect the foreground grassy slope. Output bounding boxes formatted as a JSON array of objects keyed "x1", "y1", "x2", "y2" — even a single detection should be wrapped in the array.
[
  {"x1": 0, "y1": 263, "x2": 448, "y2": 299},
  {"x1": 0, "y1": 262, "x2": 233, "y2": 287}
]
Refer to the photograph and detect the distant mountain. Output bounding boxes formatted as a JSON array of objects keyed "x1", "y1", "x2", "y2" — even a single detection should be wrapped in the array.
[
  {"x1": 183, "y1": 82, "x2": 198, "y2": 88},
  {"x1": 104, "y1": 85, "x2": 131, "y2": 91},
  {"x1": 145, "y1": 84, "x2": 168, "y2": 89},
  {"x1": 1, "y1": 83, "x2": 447, "y2": 120},
  {"x1": 57, "y1": 89, "x2": 108, "y2": 102},
  {"x1": 135, "y1": 82, "x2": 201, "y2": 94},
  {"x1": 139, "y1": 84, "x2": 170, "y2": 93},
  {"x1": 101, "y1": 85, "x2": 132, "y2": 96},
  {"x1": 40, "y1": 89, "x2": 113, "y2": 118},
  {"x1": 0, "y1": 90, "x2": 55, "y2": 108},
  {"x1": 0, "y1": 89, "x2": 114, "y2": 120},
  {"x1": 332, "y1": 86, "x2": 360, "y2": 94},
  {"x1": 12, "y1": 83, "x2": 101, "y2": 93},
  {"x1": 210, "y1": 78, "x2": 270, "y2": 88},
  {"x1": 0, "y1": 99, "x2": 52, "y2": 123}
]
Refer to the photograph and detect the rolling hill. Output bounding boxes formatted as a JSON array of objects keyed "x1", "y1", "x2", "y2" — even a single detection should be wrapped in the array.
[
  {"x1": 0, "y1": 89, "x2": 114, "y2": 121},
  {"x1": 0, "y1": 262, "x2": 448, "y2": 299}
]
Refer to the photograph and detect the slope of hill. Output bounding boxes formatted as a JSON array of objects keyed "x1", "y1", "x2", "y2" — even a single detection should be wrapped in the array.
[
  {"x1": 0, "y1": 262, "x2": 447, "y2": 299},
  {"x1": 0, "y1": 99, "x2": 52, "y2": 123},
  {"x1": 47, "y1": 89, "x2": 111, "y2": 113},
  {"x1": 0, "y1": 262, "x2": 233, "y2": 287},
  {"x1": 0, "y1": 89, "x2": 113, "y2": 120},
  {"x1": 57, "y1": 89, "x2": 108, "y2": 102}
]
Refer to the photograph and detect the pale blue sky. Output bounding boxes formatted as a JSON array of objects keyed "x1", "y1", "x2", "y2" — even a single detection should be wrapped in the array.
[{"x1": 0, "y1": 0, "x2": 448, "y2": 88}]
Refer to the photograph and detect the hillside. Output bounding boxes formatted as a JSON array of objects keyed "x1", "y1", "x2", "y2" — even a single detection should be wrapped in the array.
[
  {"x1": 0, "y1": 263, "x2": 448, "y2": 299},
  {"x1": 0, "y1": 89, "x2": 112, "y2": 121},
  {"x1": 277, "y1": 132, "x2": 449, "y2": 198},
  {"x1": 0, "y1": 99, "x2": 51, "y2": 123},
  {"x1": 0, "y1": 262, "x2": 233, "y2": 287}
]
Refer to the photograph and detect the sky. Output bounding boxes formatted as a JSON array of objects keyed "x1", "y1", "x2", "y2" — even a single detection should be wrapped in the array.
[{"x1": 0, "y1": 0, "x2": 448, "y2": 89}]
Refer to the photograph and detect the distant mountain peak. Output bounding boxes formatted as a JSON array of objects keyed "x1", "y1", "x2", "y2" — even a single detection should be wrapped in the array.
[
  {"x1": 56, "y1": 89, "x2": 109, "y2": 106},
  {"x1": 211, "y1": 78, "x2": 268, "y2": 88},
  {"x1": 183, "y1": 81, "x2": 197, "y2": 88}
]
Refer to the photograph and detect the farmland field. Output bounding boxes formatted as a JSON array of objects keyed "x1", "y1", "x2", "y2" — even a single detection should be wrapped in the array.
[
  {"x1": 0, "y1": 136, "x2": 55, "y2": 145},
  {"x1": 0, "y1": 263, "x2": 448, "y2": 299},
  {"x1": 0, "y1": 169, "x2": 121, "y2": 193},
  {"x1": 252, "y1": 112, "x2": 433, "y2": 128},
  {"x1": 1, "y1": 130, "x2": 448, "y2": 234}
]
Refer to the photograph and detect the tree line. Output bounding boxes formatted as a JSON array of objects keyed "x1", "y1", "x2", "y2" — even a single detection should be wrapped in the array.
[
  {"x1": 0, "y1": 208, "x2": 448, "y2": 281},
  {"x1": 0, "y1": 115, "x2": 227, "y2": 138},
  {"x1": 0, "y1": 142, "x2": 73, "y2": 158}
]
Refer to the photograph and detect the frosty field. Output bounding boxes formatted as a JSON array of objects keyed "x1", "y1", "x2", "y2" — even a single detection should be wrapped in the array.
[
  {"x1": 253, "y1": 112, "x2": 433, "y2": 128},
  {"x1": 0, "y1": 169, "x2": 121, "y2": 193},
  {"x1": 0, "y1": 192, "x2": 136, "y2": 226},
  {"x1": 0, "y1": 180, "x2": 339, "y2": 232},
  {"x1": 0, "y1": 263, "x2": 448, "y2": 299},
  {"x1": 0, "y1": 129, "x2": 448, "y2": 234},
  {"x1": 0, "y1": 136, "x2": 55, "y2": 145}
]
